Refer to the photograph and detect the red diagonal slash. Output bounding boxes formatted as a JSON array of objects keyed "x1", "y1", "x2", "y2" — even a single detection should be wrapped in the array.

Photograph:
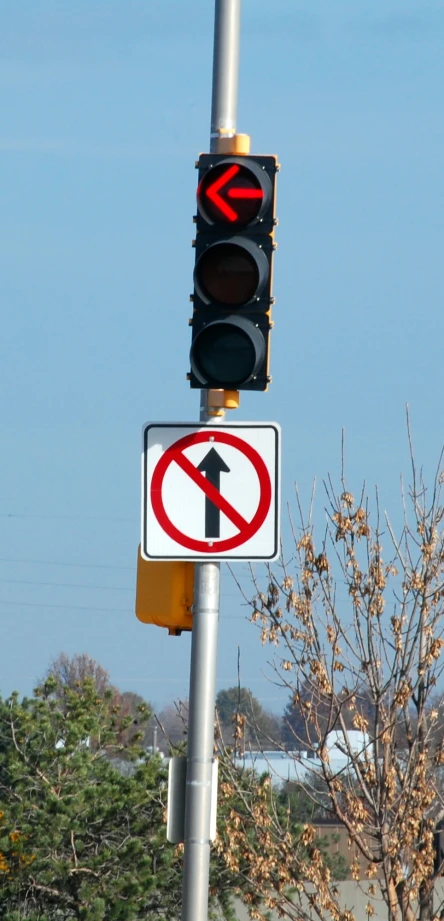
[{"x1": 171, "y1": 447, "x2": 249, "y2": 532}]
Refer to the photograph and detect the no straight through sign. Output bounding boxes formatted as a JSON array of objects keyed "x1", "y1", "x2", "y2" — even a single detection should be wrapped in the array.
[{"x1": 141, "y1": 422, "x2": 280, "y2": 561}]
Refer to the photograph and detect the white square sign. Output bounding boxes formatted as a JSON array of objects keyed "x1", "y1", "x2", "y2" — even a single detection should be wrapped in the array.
[{"x1": 141, "y1": 422, "x2": 280, "y2": 561}]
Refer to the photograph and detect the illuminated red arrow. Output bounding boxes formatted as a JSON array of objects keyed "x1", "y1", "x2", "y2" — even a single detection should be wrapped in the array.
[{"x1": 206, "y1": 165, "x2": 264, "y2": 222}]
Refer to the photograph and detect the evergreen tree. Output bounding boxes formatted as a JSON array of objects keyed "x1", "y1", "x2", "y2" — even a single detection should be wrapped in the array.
[
  {"x1": 0, "y1": 678, "x2": 177, "y2": 920},
  {"x1": 216, "y1": 687, "x2": 281, "y2": 749},
  {"x1": 0, "y1": 677, "x2": 238, "y2": 920}
]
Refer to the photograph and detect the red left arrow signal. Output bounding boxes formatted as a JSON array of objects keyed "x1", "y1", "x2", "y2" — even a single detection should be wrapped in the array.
[{"x1": 204, "y1": 165, "x2": 264, "y2": 223}]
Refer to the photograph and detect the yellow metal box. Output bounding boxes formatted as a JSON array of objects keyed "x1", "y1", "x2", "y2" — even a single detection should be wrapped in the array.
[{"x1": 135, "y1": 547, "x2": 194, "y2": 635}]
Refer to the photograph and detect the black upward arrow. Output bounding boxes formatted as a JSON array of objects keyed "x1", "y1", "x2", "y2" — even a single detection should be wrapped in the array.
[{"x1": 197, "y1": 448, "x2": 231, "y2": 539}]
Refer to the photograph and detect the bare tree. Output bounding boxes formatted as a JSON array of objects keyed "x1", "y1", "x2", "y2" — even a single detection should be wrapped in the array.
[
  {"x1": 156, "y1": 699, "x2": 189, "y2": 749},
  {"x1": 43, "y1": 652, "x2": 154, "y2": 749},
  {"x1": 221, "y1": 431, "x2": 444, "y2": 921},
  {"x1": 44, "y1": 651, "x2": 111, "y2": 696}
]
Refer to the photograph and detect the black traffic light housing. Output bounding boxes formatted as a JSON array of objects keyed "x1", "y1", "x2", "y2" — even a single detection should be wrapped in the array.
[{"x1": 189, "y1": 153, "x2": 278, "y2": 392}]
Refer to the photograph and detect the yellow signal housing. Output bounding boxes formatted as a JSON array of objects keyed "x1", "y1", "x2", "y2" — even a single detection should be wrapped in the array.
[
  {"x1": 135, "y1": 548, "x2": 194, "y2": 636},
  {"x1": 206, "y1": 389, "x2": 240, "y2": 416},
  {"x1": 215, "y1": 133, "x2": 251, "y2": 155}
]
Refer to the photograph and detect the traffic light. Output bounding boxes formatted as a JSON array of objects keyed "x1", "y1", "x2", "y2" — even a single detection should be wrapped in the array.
[
  {"x1": 135, "y1": 549, "x2": 194, "y2": 636},
  {"x1": 189, "y1": 153, "x2": 278, "y2": 392}
]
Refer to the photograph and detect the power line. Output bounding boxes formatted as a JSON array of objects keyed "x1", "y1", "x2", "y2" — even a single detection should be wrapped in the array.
[
  {"x1": 0, "y1": 578, "x2": 134, "y2": 592},
  {"x1": 0, "y1": 577, "x2": 243, "y2": 599},
  {"x1": 0, "y1": 599, "x2": 132, "y2": 613},
  {"x1": 0, "y1": 599, "x2": 246, "y2": 616},
  {"x1": 0, "y1": 557, "x2": 135, "y2": 571},
  {"x1": 0, "y1": 513, "x2": 135, "y2": 522},
  {"x1": 0, "y1": 557, "x2": 253, "y2": 592},
  {"x1": 0, "y1": 555, "x2": 247, "y2": 577}
]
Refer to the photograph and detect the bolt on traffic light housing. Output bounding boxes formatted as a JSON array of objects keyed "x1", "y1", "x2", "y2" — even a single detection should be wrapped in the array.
[{"x1": 189, "y1": 153, "x2": 278, "y2": 392}]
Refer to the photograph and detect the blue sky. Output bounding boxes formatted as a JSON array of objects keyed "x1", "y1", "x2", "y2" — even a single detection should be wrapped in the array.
[{"x1": 1, "y1": 0, "x2": 444, "y2": 716}]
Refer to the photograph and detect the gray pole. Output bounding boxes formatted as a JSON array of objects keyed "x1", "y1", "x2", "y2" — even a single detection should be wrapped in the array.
[
  {"x1": 181, "y1": 3, "x2": 241, "y2": 919},
  {"x1": 180, "y1": 561, "x2": 220, "y2": 921},
  {"x1": 210, "y1": 0, "x2": 241, "y2": 150}
]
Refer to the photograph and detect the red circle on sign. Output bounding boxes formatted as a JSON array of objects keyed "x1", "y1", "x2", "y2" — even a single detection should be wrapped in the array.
[{"x1": 150, "y1": 431, "x2": 272, "y2": 554}]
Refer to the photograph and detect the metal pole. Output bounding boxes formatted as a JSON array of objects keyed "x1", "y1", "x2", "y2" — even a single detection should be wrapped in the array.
[
  {"x1": 181, "y1": 562, "x2": 220, "y2": 921},
  {"x1": 181, "y1": 4, "x2": 241, "y2": 919},
  {"x1": 210, "y1": 0, "x2": 241, "y2": 151}
]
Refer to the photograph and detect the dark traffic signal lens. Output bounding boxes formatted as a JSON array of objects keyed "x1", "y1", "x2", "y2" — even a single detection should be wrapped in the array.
[
  {"x1": 194, "y1": 238, "x2": 269, "y2": 307},
  {"x1": 196, "y1": 243, "x2": 257, "y2": 305},
  {"x1": 190, "y1": 317, "x2": 266, "y2": 387}
]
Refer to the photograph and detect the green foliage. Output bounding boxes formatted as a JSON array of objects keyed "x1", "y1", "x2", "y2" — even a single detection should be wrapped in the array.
[
  {"x1": 0, "y1": 679, "x2": 179, "y2": 920},
  {"x1": 0, "y1": 676, "x2": 261, "y2": 920},
  {"x1": 279, "y1": 781, "x2": 332, "y2": 824},
  {"x1": 216, "y1": 686, "x2": 281, "y2": 748},
  {"x1": 0, "y1": 667, "x2": 351, "y2": 921},
  {"x1": 278, "y1": 786, "x2": 348, "y2": 880}
]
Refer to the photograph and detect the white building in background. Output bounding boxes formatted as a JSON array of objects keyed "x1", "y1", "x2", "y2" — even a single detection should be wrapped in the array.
[
  {"x1": 324, "y1": 729, "x2": 369, "y2": 755},
  {"x1": 234, "y1": 731, "x2": 370, "y2": 788}
]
